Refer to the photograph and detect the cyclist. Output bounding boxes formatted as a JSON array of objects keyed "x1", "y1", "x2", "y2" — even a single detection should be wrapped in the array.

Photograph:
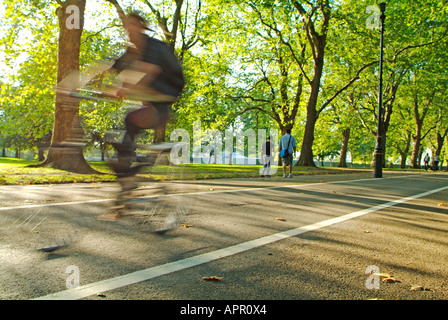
[{"x1": 107, "y1": 12, "x2": 185, "y2": 185}]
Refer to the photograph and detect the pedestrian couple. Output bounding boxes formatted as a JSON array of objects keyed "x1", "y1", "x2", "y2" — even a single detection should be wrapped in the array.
[
  {"x1": 260, "y1": 129, "x2": 297, "y2": 178},
  {"x1": 423, "y1": 153, "x2": 440, "y2": 172}
]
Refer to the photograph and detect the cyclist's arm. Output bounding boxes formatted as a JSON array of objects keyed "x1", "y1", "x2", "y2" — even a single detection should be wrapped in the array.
[{"x1": 117, "y1": 61, "x2": 162, "y2": 97}]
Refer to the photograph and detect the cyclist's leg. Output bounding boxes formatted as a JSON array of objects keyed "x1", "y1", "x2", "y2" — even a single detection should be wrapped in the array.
[
  {"x1": 111, "y1": 102, "x2": 160, "y2": 177},
  {"x1": 151, "y1": 102, "x2": 170, "y2": 137},
  {"x1": 105, "y1": 103, "x2": 161, "y2": 220}
]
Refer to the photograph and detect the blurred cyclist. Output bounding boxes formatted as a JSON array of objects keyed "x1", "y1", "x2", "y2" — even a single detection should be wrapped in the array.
[{"x1": 107, "y1": 13, "x2": 185, "y2": 182}]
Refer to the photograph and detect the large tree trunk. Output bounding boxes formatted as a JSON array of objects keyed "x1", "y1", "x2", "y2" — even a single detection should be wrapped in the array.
[
  {"x1": 338, "y1": 127, "x2": 350, "y2": 167},
  {"x1": 153, "y1": 126, "x2": 167, "y2": 144},
  {"x1": 410, "y1": 93, "x2": 424, "y2": 169},
  {"x1": 410, "y1": 127, "x2": 422, "y2": 169},
  {"x1": 297, "y1": 106, "x2": 317, "y2": 167},
  {"x1": 37, "y1": 0, "x2": 98, "y2": 174},
  {"x1": 296, "y1": 56, "x2": 324, "y2": 167},
  {"x1": 435, "y1": 130, "x2": 448, "y2": 165},
  {"x1": 398, "y1": 132, "x2": 411, "y2": 169},
  {"x1": 293, "y1": 1, "x2": 330, "y2": 167}
]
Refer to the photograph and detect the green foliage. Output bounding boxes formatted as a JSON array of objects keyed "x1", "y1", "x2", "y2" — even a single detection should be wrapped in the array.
[{"x1": 0, "y1": 0, "x2": 447, "y2": 169}]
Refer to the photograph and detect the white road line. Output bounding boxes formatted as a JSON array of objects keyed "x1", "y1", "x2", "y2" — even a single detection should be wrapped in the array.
[
  {"x1": 0, "y1": 174, "x2": 416, "y2": 211},
  {"x1": 34, "y1": 184, "x2": 448, "y2": 300}
]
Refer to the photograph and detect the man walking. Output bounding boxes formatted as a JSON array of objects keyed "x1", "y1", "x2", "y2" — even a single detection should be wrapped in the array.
[
  {"x1": 279, "y1": 129, "x2": 296, "y2": 178},
  {"x1": 423, "y1": 153, "x2": 430, "y2": 171},
  {"x1": 260, "y1": 136, "x2": 275, "y2": 177}
]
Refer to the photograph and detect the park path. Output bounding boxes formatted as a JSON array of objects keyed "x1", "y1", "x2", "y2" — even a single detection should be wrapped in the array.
[{"x1": 1, "y1": 171, "x2": 448, "y2": 303}]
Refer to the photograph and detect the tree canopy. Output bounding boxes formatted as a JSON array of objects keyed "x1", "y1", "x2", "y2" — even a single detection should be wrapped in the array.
[{"x1": 0, "y1": 0, "x2": 447, "y2": 169}]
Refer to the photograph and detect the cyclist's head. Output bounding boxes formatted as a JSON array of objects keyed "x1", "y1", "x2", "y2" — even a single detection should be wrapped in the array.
[{"x1": 124, "y1": 13, "x2": 154, "y2": 43}]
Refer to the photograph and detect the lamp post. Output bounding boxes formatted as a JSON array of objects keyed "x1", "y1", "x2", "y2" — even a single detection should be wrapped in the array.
[{"x1": 374, "y1": 2, "x2": 386, "y2": 178}]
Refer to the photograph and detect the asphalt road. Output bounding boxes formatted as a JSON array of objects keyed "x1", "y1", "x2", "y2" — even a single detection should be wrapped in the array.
[{"x1": 1, "y1": 171, "x2": 448, "y2": 303}]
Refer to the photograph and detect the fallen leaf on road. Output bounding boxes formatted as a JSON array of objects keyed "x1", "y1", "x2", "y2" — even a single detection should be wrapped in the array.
[
  {"x1": 410, "y1": 286, "x2": 423, "y2": 291},
  {"x1": 371, "y1": 273, "x2": 392, "y2": 280},
  {"x1": 274, "y1": 217, "x2": 286, "y2": 221},
  {"x1": 370, "y1": 273, "x2": 400, "y2": 283},
  {"x1": 410, "y1": 286, "x2": 431, "y2": 291},
  {"x1": 382, "y1": 277, "x2": 400, "y2": 283},
  {"x1": 202, "y1": 276, "x2": 223, "y2": 281}
]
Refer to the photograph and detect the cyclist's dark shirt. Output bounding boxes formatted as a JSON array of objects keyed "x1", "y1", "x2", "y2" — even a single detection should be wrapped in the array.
[{"x1": 112, "y1": 35, "x2": 185, "y2": 98}]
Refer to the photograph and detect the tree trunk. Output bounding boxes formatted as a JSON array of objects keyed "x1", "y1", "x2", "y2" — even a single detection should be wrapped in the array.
[
  {"x1": 297, "y1": 109, "x2": 317, "y2": 166},
  {"x1": 296, "y1": 58, "x2": 323, "y2": 167},
  {"x1": 410, "y1": 93, "x2": 424, "y2": 169},
  {"x1": 400, "y1": 154, "x2": 407, "y2": 169},
  {"x1": 380, "y1": 131, "x2": 387, "y2": 167},
  {"x1": 293, "y1": 1, "x2": 330, "y2": 167},
  {"x1": 435, "y1": 131, "x2": 447, "y2": 162},
  {"x1": 36, "y1": 0, "x2": 98, "y2": 174},
  {"x1": 152, "y1": 117, "x2": 170, "y2": 164},
  {"x1": 38, "y1": 148, "x2": 45, "y2": 162},
  {"x1": 445, "y1": 139, "x2": 448, "y2": 171},
  {"x1": 398, "y1": 132, "x2": 411, "y2": 169},
  {"x1": 153, "y1": 126, "x2": 167, "y2": 144},
  {"x1": 410, "y1": 128, "x2": 422, "y2": 169},
  {"x1": 338, "y1": 127, "x2": 350, "y2": 167}
]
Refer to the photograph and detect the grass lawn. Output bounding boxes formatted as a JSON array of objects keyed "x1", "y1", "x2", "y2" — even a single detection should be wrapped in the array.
[
  {"x1": 0, "y1": 157, "x2": 116, "y2": 185},
  {"x1": 0, "y1": 157, "x2": 364, "y2": 185}
]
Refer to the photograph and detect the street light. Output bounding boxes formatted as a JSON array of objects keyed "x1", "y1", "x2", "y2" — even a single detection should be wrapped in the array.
[{"x1": 374, "y1": 2, "x2": 386, "y2": 178}]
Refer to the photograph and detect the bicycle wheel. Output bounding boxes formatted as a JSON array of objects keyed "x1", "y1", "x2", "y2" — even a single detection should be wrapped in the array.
[{"x1": 104, "y1": 148, "x2": 193, "y2": 234}]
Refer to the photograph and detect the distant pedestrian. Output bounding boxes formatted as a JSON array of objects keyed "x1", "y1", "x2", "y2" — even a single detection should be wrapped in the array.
[
  {"x1": 279, "y1": 129, "x2": 296, "y2": 178},
  {"x1": 423, "y1": 153, "x2": 430, "y2": 171},
  {"x1": 260, "y1": 136, "x2": 275, "y2": 177},
  {"x1": 433, "y1": 154, "x2": 439, "y2": 171}
]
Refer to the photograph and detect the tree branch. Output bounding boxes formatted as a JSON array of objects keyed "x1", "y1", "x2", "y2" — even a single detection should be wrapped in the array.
[
  {"x1": 318, "y1": 60, "x2": 378, "y2": 115},
  {"x1": 227, "y1": 95, "x2": 271, "y2": 104},
  {"x1": 247, "y1": 1, "x2": 311, "y2": 85},
  {"x1": 105, "y1": 0, "x2": 126, "y2": 24},
  {"x1": 421, "y1": 125, "x2": 437, "y2": 140},
  {"x1": 81, "y1": 24, "x2": 122, "y2": 44}
]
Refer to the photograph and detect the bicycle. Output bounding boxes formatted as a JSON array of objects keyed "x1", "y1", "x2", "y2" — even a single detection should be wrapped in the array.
[
  {"x1": 70, "y1": 81, "x2": 192, "y2": 235},
  {"x1": 0, "y1": 67, "x2": 192, "y2": 253},
  {"x1": 98, "y1": 141, "x2": 191, "y2": 234}
]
